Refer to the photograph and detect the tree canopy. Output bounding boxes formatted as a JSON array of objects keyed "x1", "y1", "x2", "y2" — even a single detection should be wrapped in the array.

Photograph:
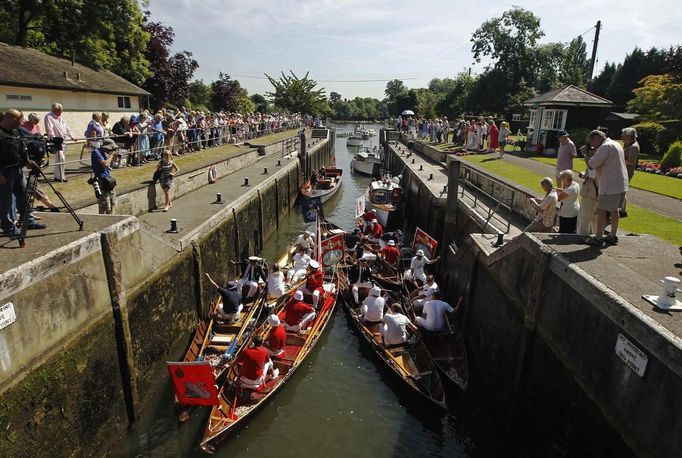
[{"x1": 265, "y1": 71, "x2": 328, "y2": 115}]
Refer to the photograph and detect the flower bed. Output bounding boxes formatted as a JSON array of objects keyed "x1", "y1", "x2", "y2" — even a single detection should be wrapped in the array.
[{"x1": 637, "y1": 160, "x2": 682, "y2": 178}]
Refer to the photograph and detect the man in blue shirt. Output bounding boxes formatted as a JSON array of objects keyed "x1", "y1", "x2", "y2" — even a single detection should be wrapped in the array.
[{"x1": 91, "y1": 139, "x2": 119, "y2": 214}]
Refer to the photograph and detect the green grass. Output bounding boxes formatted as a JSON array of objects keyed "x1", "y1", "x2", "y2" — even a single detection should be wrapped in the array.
[
  {"x1": 459, "y1": 153, "x2": 682, "y2": 245},
  {"x1": 528, "y1": 156, "x2": 682, "y2": 200}
]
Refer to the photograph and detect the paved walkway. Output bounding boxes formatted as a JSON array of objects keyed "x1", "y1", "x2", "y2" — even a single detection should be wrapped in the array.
[{"x1": 503, "y1": 153, "x2": 682, "y2": 221}]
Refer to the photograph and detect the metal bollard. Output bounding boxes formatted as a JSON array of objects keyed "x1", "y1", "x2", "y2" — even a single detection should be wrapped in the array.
[
  {"x1": 419, "y1": 165, "x2": 424, "y2": 171},
  {"x1": 215, "y1": 193, "x2": 223, "y2": 204},
  {"x1": 263, "y1": 167, "x2": 268, "y2": 174},
  {"x1": 428, "y1": 173, "x2": 433, "y2": 180},
  {"x1": 412, "y1": 159, "x2": 415, "y2": 164},
  {"x1": 168, "y1": 219, "x2": 179, "y2": 233},
  {"x1": 277, "y1": 160, "x2": 282, "y2": 166},
  {"x1": 243, "y1": 177, "x2": 250, "y2": 186}
]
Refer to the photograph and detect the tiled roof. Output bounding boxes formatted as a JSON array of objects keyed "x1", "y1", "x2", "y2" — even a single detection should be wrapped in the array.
[
  {"x1": 0, "y1": 42, "x2": 150, "y2": 96},
  {"x1": 524, "y1": 85, "x2": 612, "y2": 107}
]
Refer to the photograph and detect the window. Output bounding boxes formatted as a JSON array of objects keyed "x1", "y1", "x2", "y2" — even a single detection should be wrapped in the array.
[
  {"x1": 552, "y1": 110, "x2": 565, "y2": 130},
  {"x1": 6, "y1": 94, "x2": 32, "y2": 101},
  {"x1": 512, "y1": 113, "x2": 522, "y2": 121},
  {"x1": 540, "y1": 109, "x2": 567, "y2": 130},
  {"x1": 528, "y1": 109, "x2": 537, "y2": 127},
  {"x1": 117, "y1": 96, "x2": 131, "y2": 108}
]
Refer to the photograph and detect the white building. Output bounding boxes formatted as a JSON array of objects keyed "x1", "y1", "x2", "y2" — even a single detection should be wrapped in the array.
[{"x1": 0, "y1": 42, "x2": 150, "y2": 136}]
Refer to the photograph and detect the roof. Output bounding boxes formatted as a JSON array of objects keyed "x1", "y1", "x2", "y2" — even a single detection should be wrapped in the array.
[
  {"x1": 607, "y1": 112, "x2": 640, "y2": 120},
  {"x1": 0, "y1": 43, "x2": 150, "y2": 96},
  {"x1": 524, "y1": 85, "x2": 612, "y2": 107}
]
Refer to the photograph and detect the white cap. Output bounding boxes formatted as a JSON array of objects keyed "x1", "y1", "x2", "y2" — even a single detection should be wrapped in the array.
[
  {"x1": 371, "y1": 286, "x2": 381, "y2": 296},
  {"x1": 267, "y1": 314, "x2": 280, "y2": 327},
  {"x1": 305, "y1": 231, "x2": 313, "y2": 236},
  {"x1": 248, "y1": 256, "x2": 260, "y2": 261},
  {"x1": 388, "y1": 240, "x2": 396, "y2": 246},
  {"x1": 309, "y1": 260, "x2": 320, "y2": 269},
  {"x1": 371, "y1": 219, "x2": 378, "y2": 224},
  {"x1": 294, "y1": 290, "x2": 304, "y2": 301},
  {"x1": 416, "y1": 250, "x2": 424, "y2": 256}
]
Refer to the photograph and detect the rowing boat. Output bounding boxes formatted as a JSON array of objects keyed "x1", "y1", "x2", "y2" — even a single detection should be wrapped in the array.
[
  {"x1": 340, "y1": 274, "x2": 447, "y2": 410},
  {"x1": 199, "y1": 230, "x2": 341, "y2": 453},
  {"x1": 300, "y1": 167, "x2": 343, "y2": 203}
]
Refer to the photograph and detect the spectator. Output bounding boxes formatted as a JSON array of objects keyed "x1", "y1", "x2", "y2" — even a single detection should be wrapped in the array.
[
  {"x1": 44, "y1": 103, "x2": 75, "y2": 182},
  {"x1": 156, "y1": 149, "x2": 179, "y2": 211},
  {"x1": 585, "y1": 130, "x2": 628, "y2": 246},
  {"x1": 620, "y1": 127, "x2": 640, "y2": 217},
  {"x1": 85, "y1": 113, "x2": 104, "y2": 149},
  {"x1": 556, "y1": 169, "x2": 580, "y2": 233},
  {"x1": 150, "y1": 113, "x2": 165, "y2": 158},
  {"x1": 21, "y1": 113, "x2": 41, "y2": 134},
  {"x1": 137, "y1": 112, "x2": 151, "y2": 162},
  {"x1": 555, "y1": 131, "x2": 577, "y2": 185},
  {"x1": 487, "y1": 120, "x2": 499, "y2": 152},
  {"x1": 91, "y1": 139, "x2": 119, "y2": 214},
  {"x1": 576, "y1": 145, "x2": 599, "y2": 236},
  {"x1": 524, "y1": 177, "x2": 557, "y2": 233},
  {"x1": 498, "y1": 121, "x2": 511, "y2": 159},
  {"x1": 100, "y1": 112, "x2": 111, "y2": 137}
]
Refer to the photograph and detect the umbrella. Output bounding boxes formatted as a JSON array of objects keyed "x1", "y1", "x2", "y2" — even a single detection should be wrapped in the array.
[{"x1": 401, "y1": 110, "x2": 415, "y2": 116}]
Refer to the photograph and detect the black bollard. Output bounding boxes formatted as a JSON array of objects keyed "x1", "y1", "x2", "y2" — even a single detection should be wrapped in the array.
[
  {"x1": 494, "y1": 233, "x2": 505, "y2": 247},
  {"x1": 168, "y1": 219, "x2": 179, "y2": 233},
  {"x1": 412, "y1": 159, "x2": 415, "y2": 164},
  {"x1": 263, "y1": 167, "x2": 268, "y2": 174},
  {"x1": 277, "y1": 160, "x2": 282, "y2": 166},
  {"x1": 428, "y1": 173, "x2": 433, "y2": 180},
  {"x1": 419, "y1": 165, "x2": 424, "y2": 171},
  {"x1": 243, "y1": 177, "x2": 250, "y2": 186},
  {"x1": 215, "y1": 193, "x2": 223, "y2": 204}
]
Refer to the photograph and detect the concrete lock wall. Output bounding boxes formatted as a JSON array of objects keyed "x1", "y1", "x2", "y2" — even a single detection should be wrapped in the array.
[{"x1": 0, "y1": 131, "x2": 334, "y2": 457}]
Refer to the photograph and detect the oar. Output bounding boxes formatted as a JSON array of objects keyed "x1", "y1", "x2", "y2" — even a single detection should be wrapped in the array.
[{"x1": 196, "y1": 297, "x2": 221, "y2": 361}]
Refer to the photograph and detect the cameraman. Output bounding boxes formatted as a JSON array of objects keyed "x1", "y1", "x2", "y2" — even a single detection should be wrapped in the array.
[
  {"x1": 0, "y1": 109, "x2": 45, "y2": 236},
  {"x1": 91, "y1": 139, "x2": 119, "y2": 214}
]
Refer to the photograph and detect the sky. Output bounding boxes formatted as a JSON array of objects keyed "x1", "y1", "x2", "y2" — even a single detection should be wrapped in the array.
[{"x1": 148, "y1": 0, "x2": 682, "y2": 100}]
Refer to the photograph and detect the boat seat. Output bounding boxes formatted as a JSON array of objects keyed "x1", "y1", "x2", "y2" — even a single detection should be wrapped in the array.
[{"x1": 211, "y1": 335, "x2": 232, "y2": 345}]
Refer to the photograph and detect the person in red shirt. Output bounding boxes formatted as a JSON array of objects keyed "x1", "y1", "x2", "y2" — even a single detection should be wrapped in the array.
[
  {"x1": 237, "y1": 335, "x2": 278, "y2": 389},
  {"x1": 299, "y1": 260, "x2": 324, "y2": 308},
  {"x1": 266, "y1": 314, "x2": 286, "y2": 357},
  {"x1": 381, "y1": 239, "x2": 401, "y2": 268},
  {"x1": 283, "y1": 290, "x2": 316, "y2": 331},
  {"x1": 362, "y1": 210, "x2": 377, "y2": 233},
  {"x1": 368, "y1": 219, "x2": 384, "y2": 243}
]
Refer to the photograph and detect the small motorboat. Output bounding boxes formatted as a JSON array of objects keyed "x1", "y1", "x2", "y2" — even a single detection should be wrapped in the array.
[
  {"x1": 346, "y1": 135, "x2": 364, "y2": 147},
  {"x1": 350, "y1": 146, "x2": 383, "y2": 177},
  {"x1": 365, "y1": 174, "x2": 404, "y2": 229},
  {"x1": 300, "y1": 167, "x2": 343, "y2": 203}
]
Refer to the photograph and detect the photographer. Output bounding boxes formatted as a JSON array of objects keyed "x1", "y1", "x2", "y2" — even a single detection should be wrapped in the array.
[
  {"x1": 0, "y1": 109, "x2": 45, "y2": 236},
  {"x1": 91, "y1": 139, "x2": 119, "y2": 214}
]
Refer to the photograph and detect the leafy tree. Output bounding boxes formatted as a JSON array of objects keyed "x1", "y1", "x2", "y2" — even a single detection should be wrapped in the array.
[
  {"x1": 535, "y1": 42, "x2": 566, "y2": 93},
  {"x1": 142, "y1": 19, "x2": 198, "y2": 110},
  {"x1": 0, "y1": 0, "x2": 152, "y2": 85},
  {"x1": 250, "y1": 93, "x2": 268, "y2": 113},
  {"x1": 588, "y1": 62, "x2": 617, "y2": 97},
  {"x1": 436, "y1": 72, "x2": 476, "y2": 117},
  {"x1": 394, "y1": 89, "x2": 419, "y2": 116},
  {"x1": 627, "y1": 74, "x2": 682, "y2": 121},
  {"x1": 560, "y1": 36, "x2": 590, "y2": 87},
  {"x1": 329, "y1": 91, "x2": 342, "y2": 104},
  {"x1": 265, "y1": 71, "x2": 328, "y2": 115},
  {"x1": 606, "y1": 47, "x2": 670, "y2": 106},
  {"x1": 385, "y1": 79, "x2": 406, "y2": 100},
  {"x1": 211, "y1": 73, "x2": 246, "y2": 113},
  {"x1": 189, "y1": 80, "x2": 212, "y2": 109},
  {"x1": 667, "y1": 46, "x2": 682, "y2": 82}
]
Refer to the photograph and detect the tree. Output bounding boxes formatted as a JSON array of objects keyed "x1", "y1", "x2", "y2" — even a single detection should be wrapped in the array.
[
  {"x1": 142, "y1": 19, "x2": 198, "y2": 110},
  {"x1": 534, "y1": 42, "x2": 566, "y2": 93},
  {"x1": 666, "y1": 46, "x2": 682, "y2": 82},
  {"x1": 265, "y1": 71, "x2": 328, "y2": 115},
  {"x1": 606, "y1": 47, "x2": 670, "y2": 106},
  {"x1": 329, "y1": 91, "x2": 342, "y2": 104},
  {"x1": 250, "y1": 93, "x2": 268, "y2": 113},
  {"x1": 211, "y1": 73, "x2": 248, "y2": 113},
  {"x1": 0, "y1": 0, "x2": 152, "y2": 85},
  {"x1": 588, "y1": 62, "x2": 617, "y2": 97},
  {"x1": 560, "y1": 36, "x2": 590, "y2": 87},
  {"x1": 436, "y1": 72, "x2": 476, "y2": 117},
  {"x1": 627, "y1": 74, "x2": 682, "y2": 121},
  {"x1": 189, "y1": 80, "x2": 212, "y2": 109},
  {"x1": 385, "y1": 79, "x2": 406, "y2": 100}
]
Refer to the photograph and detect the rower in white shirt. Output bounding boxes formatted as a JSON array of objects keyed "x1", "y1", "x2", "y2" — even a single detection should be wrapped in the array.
[
  {"x1": 295, "y1": 231, "x2": 315, "y2": 252},
  {"x1": 360, "y1": 286, "x2": 385, "y2": 324},
  {"x1": 415, "y1": 291, "x2": 454, "y2": 332},
  {"x1": 289, "y1": 247, "x2": 312, "y2": 284},
  {"x1": 410, "y1": 274, "x2": 438, "y2": 308},
  {"x1": 404, "y1": 250, "x2": 440, "y2": 285}
]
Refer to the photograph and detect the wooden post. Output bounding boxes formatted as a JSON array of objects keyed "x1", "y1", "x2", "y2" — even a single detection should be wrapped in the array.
[{"x1": 191, "y1": 241, "x2": 206, "y2": 318}]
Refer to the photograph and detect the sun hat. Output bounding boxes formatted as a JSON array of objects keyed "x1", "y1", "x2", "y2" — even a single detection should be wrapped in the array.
[
  {"x1": 309, "y1": 260, "x2": 320, "y2": 269},
  {"x1": 267, "y1": 314, "x2": 280, "y2": 327},
  {"x1": 371, "y1": 286, "x2": 381, "y2": 296},
  {"x1": 388, "y1": 240, "x2": 396, "y2": 246},
  {"x1": 248, "y1": 256, "x2": 260, "y2": 262},
  {"x1": 294, "y1": 290, "x2": 304, "y2": 300},
  {"x1": 416, "y1": 250, "x2": 424, "y2": 256}
]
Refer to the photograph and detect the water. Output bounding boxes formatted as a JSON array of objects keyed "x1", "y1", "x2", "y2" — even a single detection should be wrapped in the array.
[{"x1": 112, "y1": 123, "x2": 474, "y2": 458}]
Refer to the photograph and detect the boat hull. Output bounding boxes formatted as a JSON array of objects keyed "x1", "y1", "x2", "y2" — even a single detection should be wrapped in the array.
[
  {"x1": 346, "y1": 136, "x2": 364, "y2": 147},
  {"x1": 300, "y1": 169, "x2": 343, "y2": 203},
  {"x1": 351, "y1": 158, "x2": 381, "y2": 177}
]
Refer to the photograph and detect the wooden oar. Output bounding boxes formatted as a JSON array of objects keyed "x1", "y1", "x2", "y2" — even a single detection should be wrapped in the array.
[{"x1": 196, "y1": 298, "x2": 221, "y2": 360}]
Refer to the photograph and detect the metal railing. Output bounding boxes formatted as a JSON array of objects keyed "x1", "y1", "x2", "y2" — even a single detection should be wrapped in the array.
[{"x1": 458, "y1": 162, "x2": 516, "y2": 234}]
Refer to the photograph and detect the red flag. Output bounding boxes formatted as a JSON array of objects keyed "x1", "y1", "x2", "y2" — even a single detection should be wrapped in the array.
[
  {"x1": 412, "y1": 227, "x2": 438, "y2": 258},
  {"x1": 167, "y1": 361, "x2": 219, "y2": 406},
  {"x1": 320, "y1": 233, "x2": 345, "y2": 268}
]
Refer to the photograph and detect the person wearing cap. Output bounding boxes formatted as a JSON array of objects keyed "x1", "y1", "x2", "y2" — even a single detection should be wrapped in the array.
[
  {"x1": 235, "y1": 256, "x2": 267, "y2": 299},
  {"x1": 416, "y1": 291, "x2": 454, "y2": 332},
  {"x1": 410, "y1": 274, "x2": 439, "y2": 309},
  {"x1": 361, "y1": 210, "x2": 377, "y2": 233},
  {"x1": 367, "y1": 218, "x2": 383, "y2": 243},
  {"x1": 267, "y1": 264, "x2": 286, "y2": 299},
  {"x1": 555, "y1": 131, "x2": 577, "y2": 186},
  {"x1": 381, "y1": 239, "x2": 401, "y2": 268},
  {"x1": 295, "y1": 231, "x2": 315, "y2": 252},
  {"x1": 91, "y1": 138, "x2": 120, "y2": 214},
  {"x1": 283, "y1": 290, "x2": 316, "y2": 331},
  {"x1": 348, "y1": 256, "x2": 374, "y2": 304},
  {"x1": 266, "y1": 314, "x2": 286, "y2": 357},
  {"x1": 382, "y1": 302, "x2": 417, "y2": 347},
  {"x1": 290, "y1": 247, "x2": 312, "y2": 284},
  {"x1": 205, "y1": 273, "x2": 243, "y2": 323},
  {"x1": 299, "y1": 260, "x2": 324, "y2": 308},
  {"x1": 360, "y1": 286, "x2": 386, "y2": 324},
  {"x1": 404, "y1": 250, "x2": 440, "y2": 285},
  {"x1": 381, "y1": 229, "x2": 404, "y2": 248},
  {"x1": 237, "y1": 335, "x2": 278, "y2": 390},
  {"x1": 345, "y1": 227, "x2": 363, "y2": 252}
]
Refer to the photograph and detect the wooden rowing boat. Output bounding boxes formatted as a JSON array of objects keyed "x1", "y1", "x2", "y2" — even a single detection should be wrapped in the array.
[
  {"x1": 340, "y1": 275, "x2": 447, "y2": 410},
  {"x1": 199, "y1": 238, "x2": 341, "y2": 453},
  {"x1": 300, "y1": 167, "x2": 343, "y2": 203}
]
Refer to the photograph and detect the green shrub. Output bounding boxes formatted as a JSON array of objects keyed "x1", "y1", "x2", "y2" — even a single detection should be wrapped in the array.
[
  {"x1": 631, "y1": 121, "x2": 665, "y2": 155},
  {"x1": 661, "y1": 140, "x2": 682, "y2": 169},
  {"x1": 656, "y1": 128, "x2": 681, "y2": 154},
  {"x1": 568, "y1": 127, "x2": 592, "y2": 151}
]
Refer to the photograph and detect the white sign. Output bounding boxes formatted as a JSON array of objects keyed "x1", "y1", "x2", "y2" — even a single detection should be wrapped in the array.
[
  {"x1": 354, "y1": 195, "x2": 366, "y2": 219},
  {"x1": 615, "y1": 333, "x2": 648, "y2": 377},
  {"x1": 0, "y1": 302, "x2": 17, "y2": 331}
]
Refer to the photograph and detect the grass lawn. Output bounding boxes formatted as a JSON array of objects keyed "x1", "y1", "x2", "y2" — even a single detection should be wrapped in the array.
[
  {"x1": 459, "y1": 153, "x2": 682, "y2": 245},
  {"x1": 529, "y1": 156, "x2": 682, "y2": 200}
]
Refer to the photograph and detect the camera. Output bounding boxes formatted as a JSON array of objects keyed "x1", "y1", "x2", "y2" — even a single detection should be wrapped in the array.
[
  {"x1": 21, "y1": 134, "x2": 63, "y2": 168},
  {"x1": 87, "y1": 177, "x2": 102, "y2": 198}
]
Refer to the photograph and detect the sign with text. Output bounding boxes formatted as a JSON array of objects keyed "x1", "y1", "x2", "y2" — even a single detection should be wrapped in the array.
[
  {"x1": 0, "y1": 303, "x2": 16, "y2": 331},
  {"x1": 615, "y1": 333, "x2": 648, "y2": 377}
]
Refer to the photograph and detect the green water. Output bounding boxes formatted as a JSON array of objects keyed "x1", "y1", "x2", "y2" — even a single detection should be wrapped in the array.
[{"x1": 111, "y1": 123, "x2": 474, "y2": 458}]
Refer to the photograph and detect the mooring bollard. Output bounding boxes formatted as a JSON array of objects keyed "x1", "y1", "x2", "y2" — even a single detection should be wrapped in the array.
[
  {"x1": 243, "y1": 177, "x2": 250, "y2": 186},
  {"x1": 495, "y1": 233, "x2": 505, "y2": 246},
  {"x1": 168, "y1": 219, "x2": 178, "y2": 233},
  {"x1": 215, "y1": 193, "x2": 223, "y2": 204},
  {"x1": 412, "y1": 159, "x2": 415, "y2": 164},
  {"x1": 277, "y1": 160, "x2": 281, "y2": 166},
  {"x1": 263, "y1": 167, "x2": 268, "y2": 174},
  {"x1": 428, "y1": 173, "x2": 433, "y2": 180},
  {"x1": 419, "y1": 165, "x2": 424, "y2": 171}
]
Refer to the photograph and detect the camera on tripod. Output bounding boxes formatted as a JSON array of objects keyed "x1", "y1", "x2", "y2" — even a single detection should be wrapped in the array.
[{"x1": 22, "y1": 135, "x2": 63, "y2": 168}]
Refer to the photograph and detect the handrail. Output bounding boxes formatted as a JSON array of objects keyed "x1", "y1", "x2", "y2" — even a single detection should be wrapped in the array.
[{"x1": 458, "y1": 162, "x2": 515, "y2": 234}]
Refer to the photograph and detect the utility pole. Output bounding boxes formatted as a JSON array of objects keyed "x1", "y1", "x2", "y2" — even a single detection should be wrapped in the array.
[{"x1": 588, "y1": 20, "x2": 601, "y2": 80}]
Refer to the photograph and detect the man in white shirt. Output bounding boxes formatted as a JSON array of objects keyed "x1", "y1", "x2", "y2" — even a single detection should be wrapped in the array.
[
  {"x1": 381, "y1": 302, "x2": 417, "y2": 347},
  {"x1": 415, "y1": 291, "x2": 454, "y2": 332},
  {"x1": 360, "y1": 286, "x2": 385, "y2": 323},
  {"x1": 404, "y1": 250, "x2": 439, "y2": 285},
  {"x1": 236, "y1": 256, "x2": 265, "y2": 299},
  {"x1": 410, "y1": 275, "x2": 439, "y2": 308},
  {"x1": 44, "y1": 103, "x2": 75, "y2": 182},
  {"x1": 295, "y1": 231, "x2": 315, "y2": 252},
  {"x1": 289, "y1": 247, "x2": 311, "y2": 284}
]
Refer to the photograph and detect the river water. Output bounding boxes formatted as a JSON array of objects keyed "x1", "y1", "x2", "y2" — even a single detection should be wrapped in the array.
[{"x1": 112, "y1": 123, "x2": 477, "y2": 458}]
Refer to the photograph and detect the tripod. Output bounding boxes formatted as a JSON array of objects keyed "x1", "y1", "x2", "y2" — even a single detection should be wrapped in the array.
[{"x1": 17, "y1": 161, "x2": 83, "y2": 248}]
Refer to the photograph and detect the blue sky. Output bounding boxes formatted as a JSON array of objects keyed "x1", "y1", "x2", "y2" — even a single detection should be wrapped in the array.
[{"x1": 148, "y1": 0, "x2": 682, "y2": 99}]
